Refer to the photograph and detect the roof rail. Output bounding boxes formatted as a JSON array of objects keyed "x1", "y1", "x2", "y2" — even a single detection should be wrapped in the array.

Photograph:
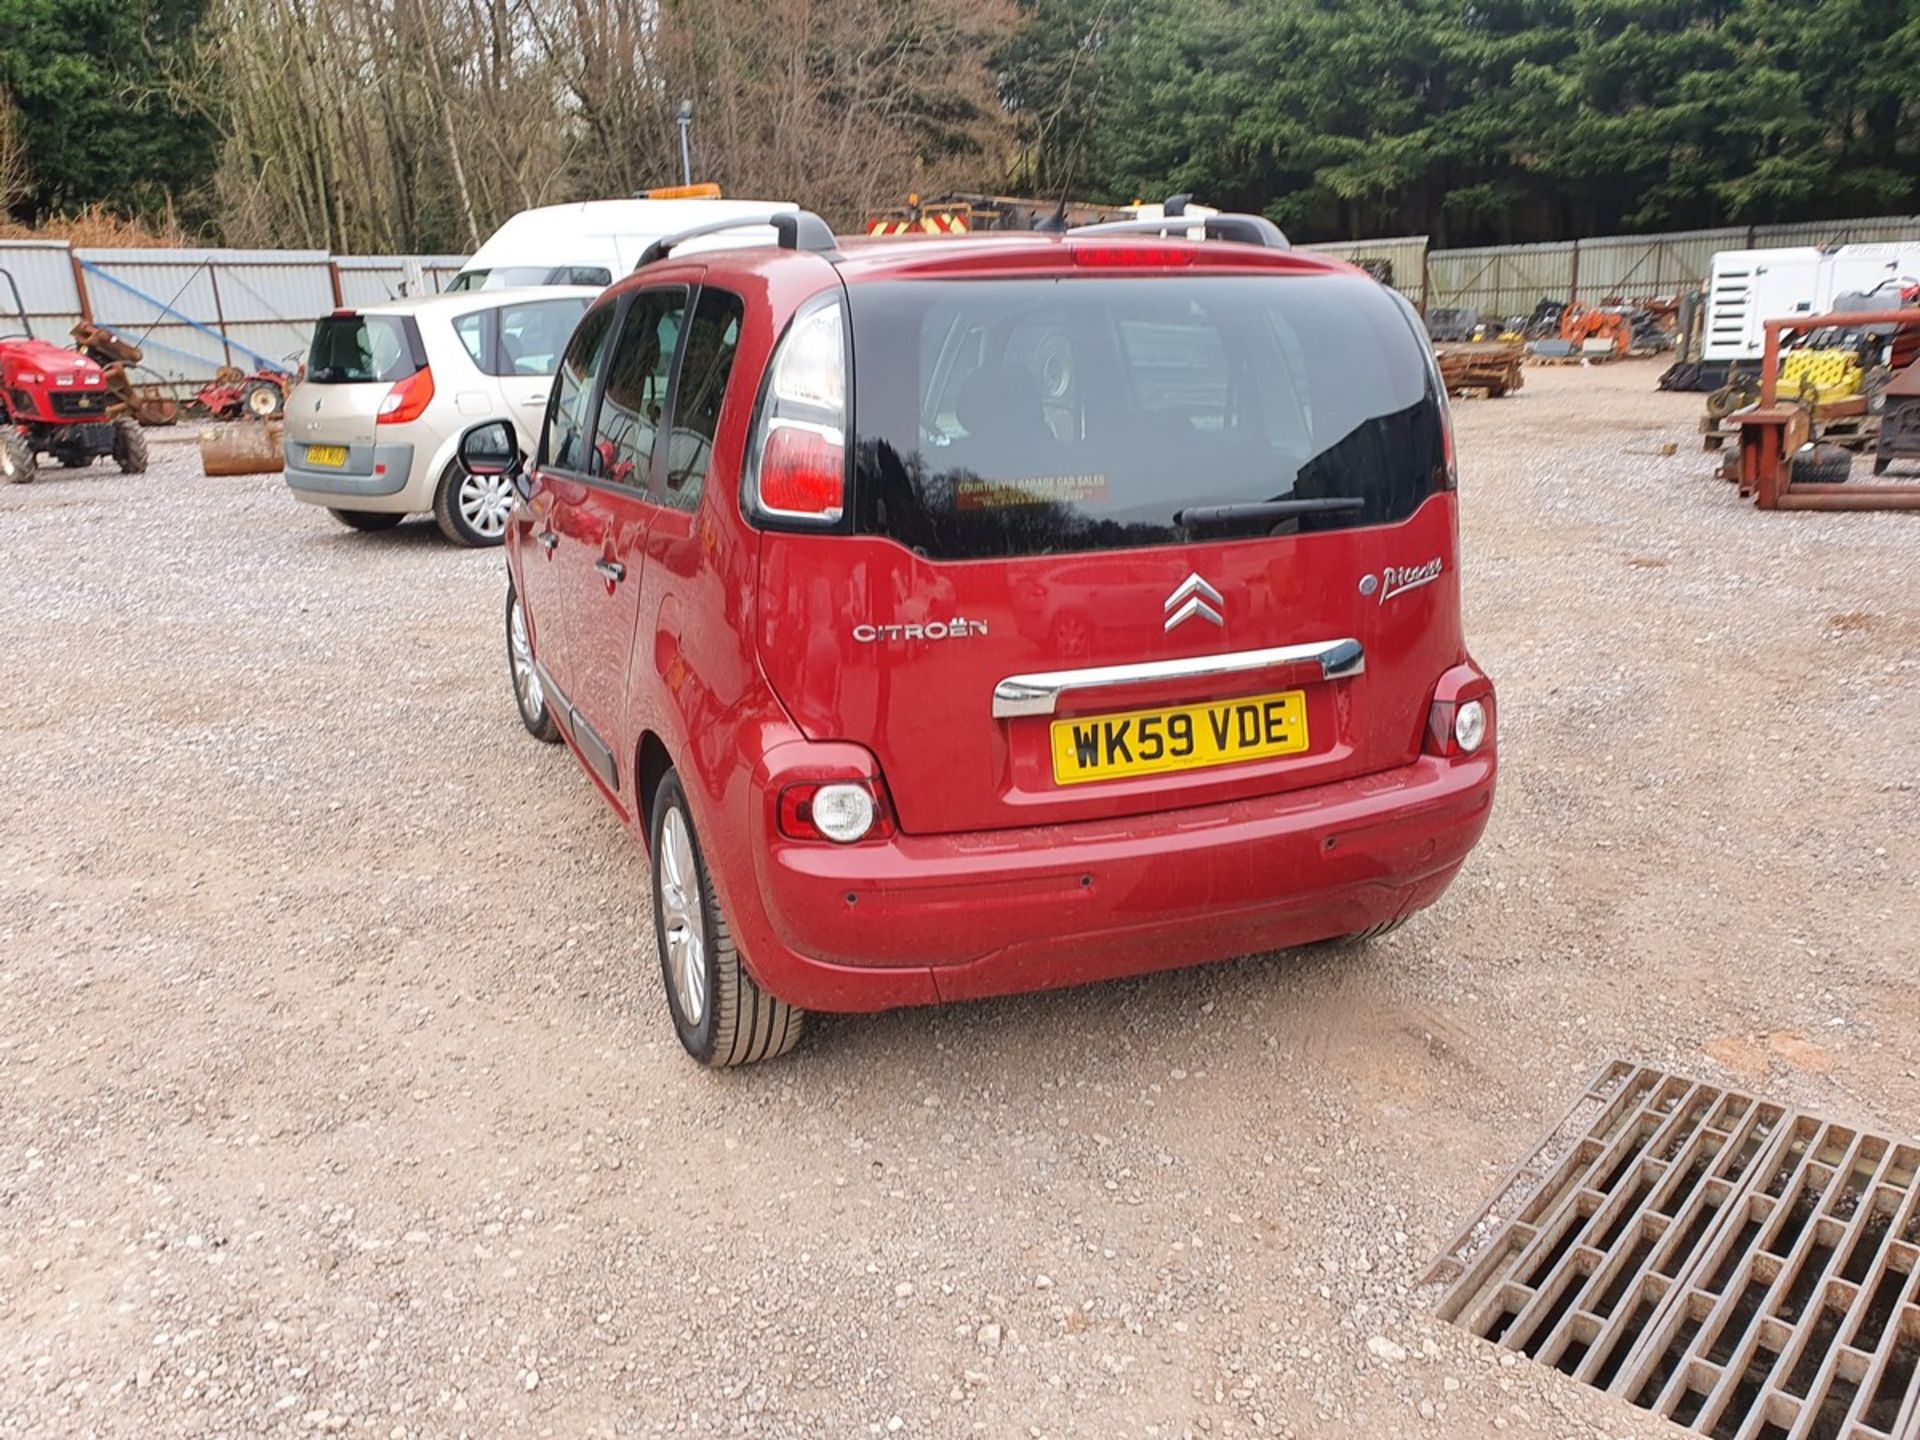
[
  {"x1": 1070, "y1": 212, "x2": 1291, "y2": 250},
  {"x1": 633, "y1": 210, "x2": 839, "y2": 270}
]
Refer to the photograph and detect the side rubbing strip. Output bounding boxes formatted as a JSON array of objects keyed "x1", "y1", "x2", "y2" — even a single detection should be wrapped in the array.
[
  {"x1": 533, "y1": 660, "x2": 619, "y2": 791},
  {"x1": 992, "y1": 639, "x2": 1364, "y2": 720}
]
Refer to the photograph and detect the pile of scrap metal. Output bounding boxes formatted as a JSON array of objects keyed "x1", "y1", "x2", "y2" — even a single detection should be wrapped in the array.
[
  {"x1": 1700, "y1": 285, "x2": 1920, "y2": 449},
  {"x1": 1434, "y1": 344, "x2": 1525, "y2": 397},
  {"x1": 864, "y1": 191, "x2": 1138, "y2": 235},
  {"x1": 69, "y1": 322, "x2": 179, "y2": 426},
  {"x1": 195, "y1": 366, "x2": 289, "y2": 421},
  {"x1": 1488, "y1": 296, "x2": 1677, "y2": 360},
  {"x1": 1527, "y1": 304, "x2": 1623, "y2": 360},
  {"x1": 1426, "y1": 307, "x2": 1483, "y2": 343},
  {"x1": 1623, "y1": 297, "x2": 1678, "y2": 352},
  {"x1": 1872, "y1": 360, "x2": 1920, "y2": 475},
  {"x1": 1720, "y1": 309, "x2": 1920, "y2": 510}
]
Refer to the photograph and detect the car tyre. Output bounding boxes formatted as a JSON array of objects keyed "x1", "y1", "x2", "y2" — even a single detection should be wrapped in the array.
[
  {"x1": 112, "y1": 418, "x2": 148, "y2": 474},
  {"x1": 2, "y1": 431, "x2": 36, "y2": 484},
  {"x1": 328, "y1": 508, "x2": 404, "y2": 532},
  {"x1": 650, "y1": 771, "x2": 806, "y2": 1067},
  {"x1": 1338, "y1": 915, "x2": 1410, "y2": 945},
  {"x1": 433, "y1": 459, "x2": 512, "y2": 547},
  {"x1": 505, "y1": 585, "x2": 560, "y2": 743}
]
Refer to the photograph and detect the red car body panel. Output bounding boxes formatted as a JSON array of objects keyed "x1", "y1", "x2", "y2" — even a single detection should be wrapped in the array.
[
  {"x1": 505, "y1": 234, "x2": 1497, "y2": 1015},
  {"x1": 756, "y1": 494, "x2": 1463, "y2": 834}
]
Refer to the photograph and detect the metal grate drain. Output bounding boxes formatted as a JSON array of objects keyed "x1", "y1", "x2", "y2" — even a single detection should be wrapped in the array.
[{"x1": 1427, "y1": 1062, "x2": 1920, "y2": 1439}]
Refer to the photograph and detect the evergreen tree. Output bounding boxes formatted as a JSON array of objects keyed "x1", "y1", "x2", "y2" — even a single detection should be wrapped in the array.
[{"x1": 0, "y1": 0, "x2": 216, "y2": 224}]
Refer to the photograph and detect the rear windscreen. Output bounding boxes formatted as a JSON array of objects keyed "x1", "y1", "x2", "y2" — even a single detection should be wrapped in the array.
[
  {"x1": 848, "y1": 273, "x2": 1446, "y2": 559},
  {"x1": 306, "y1": 315, "x2": 420, "y2": 384}
]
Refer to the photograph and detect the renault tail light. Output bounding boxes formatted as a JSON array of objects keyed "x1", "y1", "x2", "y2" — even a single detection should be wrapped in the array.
[{"x1": 377, "y1": 366, "x2": 435, "y2": 425}]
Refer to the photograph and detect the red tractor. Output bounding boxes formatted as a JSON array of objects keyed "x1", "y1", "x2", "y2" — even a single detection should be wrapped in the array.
[{"x1": 0, "y1": 270, "x2": 148, "y2": 485}]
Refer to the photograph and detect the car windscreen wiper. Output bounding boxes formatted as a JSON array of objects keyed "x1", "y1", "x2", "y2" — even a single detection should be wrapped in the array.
[{"x1": 1173, "y1": 497, "x2": 1366, "y2": 528}]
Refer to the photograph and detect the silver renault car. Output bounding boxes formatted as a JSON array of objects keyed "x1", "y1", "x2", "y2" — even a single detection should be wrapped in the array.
[{"x1": 282, "y1": 286, "x2": 596, "y2": 545}]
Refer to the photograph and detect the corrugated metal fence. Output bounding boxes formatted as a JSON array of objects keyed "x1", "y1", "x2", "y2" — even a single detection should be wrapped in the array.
[
  {"x1": 1, "y1": 240, "x2": 466, "y2": 386},
  {"x1": 10, "y1": 218, "x2": 1920, "y2": 384},
  {"x1": 1305, "y1": 214, "x2": 1920, "y2": 319}
]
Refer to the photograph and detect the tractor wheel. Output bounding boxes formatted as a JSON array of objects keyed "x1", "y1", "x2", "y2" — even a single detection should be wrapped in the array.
[
  {"x1": 242, "y1": 381, "x2": 284, "y2": 419},
  {"x1": 1, "y1": 431, "x2": 35, "y2": 484},
  {"x1": 112, "y1": 418, "x2": 149, "y2": 475},
  {"x1": 1789, "y1": 443, "x2": 1852, "y2": 486}
]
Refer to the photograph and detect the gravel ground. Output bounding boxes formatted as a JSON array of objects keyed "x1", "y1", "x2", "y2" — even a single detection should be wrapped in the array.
[{"x1": 1, "y1": 364, "x2": 1916, "y2": 1440}]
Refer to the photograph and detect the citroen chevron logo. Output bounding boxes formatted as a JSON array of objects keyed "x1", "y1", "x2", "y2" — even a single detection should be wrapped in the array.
[{"x1": 1163, "y1": 573, "x2": 1224, "y2": 632}]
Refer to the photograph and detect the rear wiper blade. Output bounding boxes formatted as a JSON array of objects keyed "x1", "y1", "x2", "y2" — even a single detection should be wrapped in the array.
[{"x1": 1174, "y1": 498, "x2": 1366, "y2": 527}]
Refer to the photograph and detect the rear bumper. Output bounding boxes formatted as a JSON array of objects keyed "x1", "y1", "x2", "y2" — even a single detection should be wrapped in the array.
[
  {"x1": 734, "y1": 751, "x2": 1495, "y2": 1013},
  {"x1": 283, "y1": 440, "x2": 416, "y2": 506}
]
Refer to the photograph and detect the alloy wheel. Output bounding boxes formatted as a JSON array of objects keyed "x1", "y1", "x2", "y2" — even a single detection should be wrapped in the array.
[
  {"x1": 458, "y1": 470, "x2": 515, "y2": 539},
  {"x1": 658, "y1": 806, "x2": 708, "y2": 1027},
  {"x1": 508, "y1": 595, "x2": 543, "y2": 720}
]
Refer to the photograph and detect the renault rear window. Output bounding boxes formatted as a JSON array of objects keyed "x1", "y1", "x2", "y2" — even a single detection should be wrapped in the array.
[
  {"x1": 305, "y1": 314, "x2": 422, "y2": 384},
  {"x1": 847, "y1": 273, "x2": 1446, "y2": 559}
]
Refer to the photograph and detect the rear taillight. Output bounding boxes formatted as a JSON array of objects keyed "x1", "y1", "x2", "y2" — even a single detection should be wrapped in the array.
[
  {"x1": 760, "y1": 422, "x2": 845, "y2": 519},
  {"x1": 750, "y1": 302, "x2": 846, "y2": 523},
  {"x1": 777, "y1": 779, "x2": 895, "y2": 844},
  {"x1": 377, "y1": 367, "x2": 434, "y2": 425},
  {"x1": 1423, "y1": 666, "x2": 1495, "y2": 758},
  {"x1": 1438, "y1": 396, "x2": 1459, "y2": 491}
]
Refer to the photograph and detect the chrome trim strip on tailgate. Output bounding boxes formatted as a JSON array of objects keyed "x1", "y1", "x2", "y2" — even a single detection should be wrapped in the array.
[{"x1": 992, "y1": 639, "x2": 1365, "y2": 719}]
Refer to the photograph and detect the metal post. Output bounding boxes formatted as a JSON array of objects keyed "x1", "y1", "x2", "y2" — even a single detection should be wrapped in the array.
[
  {"x1": 68, "y1": 247, "x2": 93, "y2": 324},
  {"x1": 675, "y1": 100, "x2": 694, "y2": 186},
  {"x1": 205, "y1": 262, "x2": 234, "y2": 370},
  {"x1": 328, "y1": 261, "x2": 344, "y2": 309}
]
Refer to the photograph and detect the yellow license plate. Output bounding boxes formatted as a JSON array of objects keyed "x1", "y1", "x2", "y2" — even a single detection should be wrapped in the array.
[
  {"x1": 305, "y1": 444, "x2": 348, "y2": 467},
  {"x1": 1050, "y1": 688, "x2": 1309, "y2": 785}
]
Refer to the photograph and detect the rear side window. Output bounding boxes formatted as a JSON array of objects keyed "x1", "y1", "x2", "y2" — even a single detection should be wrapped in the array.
[
  {"x1": 662, "y1": 288, "x2": 745, "y2": 509},
  {"x1": 454, "y1": 298, "x2": 588, "y2": 377},
  {"x1": 848, "y1": 274, "x2": 1445, "y2": 559},
  {"x1": 306, "y1": 314, "x2": 420, "y2": 384},
  {"x1": 544, "y1": 303, "x2": 616, "y2": 475},
  {"x1": 594, "y1": 288, "x2": 687, "y2": 490}
]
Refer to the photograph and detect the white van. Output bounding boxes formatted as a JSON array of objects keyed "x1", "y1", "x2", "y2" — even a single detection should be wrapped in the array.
[{"x1": 448, "y1": 192, "x2": 799, "y2": 291}]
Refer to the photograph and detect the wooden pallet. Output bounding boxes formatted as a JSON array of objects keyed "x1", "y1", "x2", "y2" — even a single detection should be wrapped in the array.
[{"x1": 1435, "y1": 344, "x2": 1525, "y2": 397}]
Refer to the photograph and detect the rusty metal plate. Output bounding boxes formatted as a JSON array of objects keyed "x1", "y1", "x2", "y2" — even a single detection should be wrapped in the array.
[{"x1": 1427, "y1": 1061, "x2": 1920, "y2": 1439}]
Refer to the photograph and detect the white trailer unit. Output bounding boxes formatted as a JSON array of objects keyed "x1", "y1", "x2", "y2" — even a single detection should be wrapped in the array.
[{"x1": 1702, "y1": 242, "x2": 1920, "y2": 361}]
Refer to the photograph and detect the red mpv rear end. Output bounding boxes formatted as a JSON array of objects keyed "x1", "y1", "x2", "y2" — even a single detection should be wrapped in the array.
[{"x1": 495, "y1": 213, "x2": 1495, "y2": 1066}]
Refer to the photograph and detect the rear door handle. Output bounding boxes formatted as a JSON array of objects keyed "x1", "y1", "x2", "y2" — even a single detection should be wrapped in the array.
[
  {"x1": 992, "y1": 639, "x2": 1365, "y2": 718},
  {"x1": 535, "y1": 529, "x2": 558, "y2": 552},
  {"x1": 594, "y1": 558, "x2": 626, "y2": 583},
  {"x1": 521, "y1": 390, "x2": 548, "y2": 406}
]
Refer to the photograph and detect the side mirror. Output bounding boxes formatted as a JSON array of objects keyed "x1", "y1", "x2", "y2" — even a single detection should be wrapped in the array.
[{"x1": 458, "y1": 419, "x2": 528, "y2": 499}]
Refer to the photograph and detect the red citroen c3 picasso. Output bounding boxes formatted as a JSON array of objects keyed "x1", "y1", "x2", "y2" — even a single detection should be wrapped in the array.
[{"x1": 475, "y1": 210, "x2": 1496, "y2": 1066}]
